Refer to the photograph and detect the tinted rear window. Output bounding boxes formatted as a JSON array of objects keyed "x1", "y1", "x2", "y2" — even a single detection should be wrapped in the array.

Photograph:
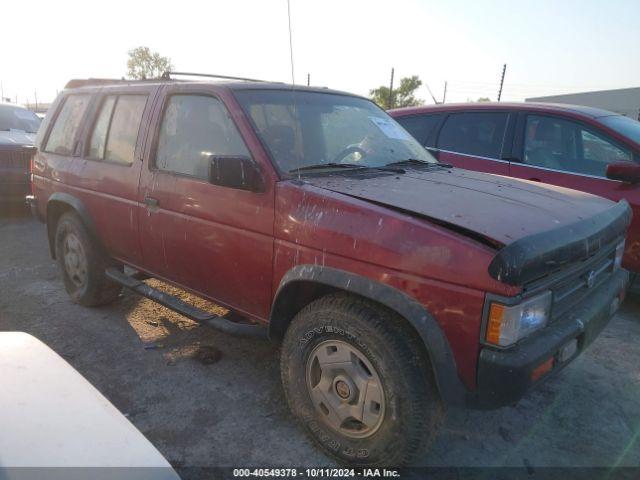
[
  {"x1": 0, "y1": 105, "x2": 41, "y2": 133},
  {"x1": 395, "y1": 114, "x2": 442, "y2": 146},
  {"x1": 438, "y1": 112, "x2": 509, "y2": 159},
  {"x1": 45, "y1": 95, "x2": 91, "y2": 155}
]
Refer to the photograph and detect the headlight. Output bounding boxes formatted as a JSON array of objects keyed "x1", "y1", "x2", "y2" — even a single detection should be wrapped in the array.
[
  {"x1": 485, "y1": 291, "x2": 552, "y2": 347},
  {"x1": 614, "y1": 240, "x2": 625, "y2": 270}
]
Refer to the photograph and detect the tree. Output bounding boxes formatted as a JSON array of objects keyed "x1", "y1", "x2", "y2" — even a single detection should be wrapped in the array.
[
  {"x1": 126, "y1": 47, "x2": 174, "y2": 80},
  {"x1": 476, "y1": 97, "x2": 491, "y2": 102},
  {"x1": 370, "y1": 75, "x2": 424, "y2": 109}
]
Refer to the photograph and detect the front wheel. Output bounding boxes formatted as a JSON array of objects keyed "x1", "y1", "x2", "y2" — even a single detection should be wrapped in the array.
[{"x1": 280, "y1": 293, "x2": 443, "y2": 466}]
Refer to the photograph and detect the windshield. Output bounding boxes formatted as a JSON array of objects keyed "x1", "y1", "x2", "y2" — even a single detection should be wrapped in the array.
[
  {"x1": 599, "y1": 115, "x2": 640, "y2": 146},
  {"x1": 234, "y1": 89, "x2": 436, "y2": 174},
  {"x1": 0, "y1": 104, "x2": 41, "y2": 133}
]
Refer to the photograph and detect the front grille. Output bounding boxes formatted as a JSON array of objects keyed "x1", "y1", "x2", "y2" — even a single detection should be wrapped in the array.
[
  {"x1": 0, "y1": 148, "x2": 32, "y2": 173},
  {"x1": 523, "y1": 242, "x2": 618, "y2": 322}
]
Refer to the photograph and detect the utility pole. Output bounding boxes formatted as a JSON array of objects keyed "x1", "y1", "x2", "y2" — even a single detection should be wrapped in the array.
[
  {"x1": 497, "y1": 64, "x2": 507, "y2": 102},
  {"x1": 307, "y1": 73, "x2": 310, "y2": 86},
  {"x1": 34, "y1": 91, "x2": 38, "y2": 110},
  {"x1": 442, "y1": 81, "x2": 447, "y2": 103},
  {"x1": 388, "y1": 67, "x2": 395, "y2": 109}
]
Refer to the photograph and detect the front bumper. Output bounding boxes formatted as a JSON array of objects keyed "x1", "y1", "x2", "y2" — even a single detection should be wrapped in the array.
[{"x1": 468, "y1": 269, "x2": 628, "y2": 409}]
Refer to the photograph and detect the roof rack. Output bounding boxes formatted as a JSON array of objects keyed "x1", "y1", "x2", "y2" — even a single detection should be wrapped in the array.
[
  {"x1": 64, "y1": 77, "x2": 168, "y2": 89},
  {"x1": 64, "y1": 71, "x2": 280, "y2": 90},
  {"x1": 162, "y1": 71, "x2": 275, "y2": 83}
]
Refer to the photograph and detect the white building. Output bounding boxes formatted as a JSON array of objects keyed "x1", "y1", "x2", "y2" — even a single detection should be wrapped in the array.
[{"x1": 527, "y1": 87, "x2": 640, "y2": 120}]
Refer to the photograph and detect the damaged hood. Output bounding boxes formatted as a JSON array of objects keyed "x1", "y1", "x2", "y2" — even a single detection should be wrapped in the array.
[{"x1": 303, "y1": 167, "x2": 614, "y2": 246}]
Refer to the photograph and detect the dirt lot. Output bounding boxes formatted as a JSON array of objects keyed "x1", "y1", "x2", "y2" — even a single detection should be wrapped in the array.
[{"x1": 1, "y1": 209, "x2": 639, "y2": 473}]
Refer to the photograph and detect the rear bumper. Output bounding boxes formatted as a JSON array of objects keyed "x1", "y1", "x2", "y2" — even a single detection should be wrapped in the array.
[
  {"x1": 468, "y1": 268, "x2": 628, "y2": 409},
  {"x1": 25, "y1": 194, "x2": 43, "y2": 221},
  {"x1": 0, "y1": 181, "x2": 30, "y2": 203}
]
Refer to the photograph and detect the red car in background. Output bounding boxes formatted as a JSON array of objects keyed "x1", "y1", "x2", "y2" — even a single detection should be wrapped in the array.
[{"x1": 389, "y1": 103, "x2": 640, "y2": 273}]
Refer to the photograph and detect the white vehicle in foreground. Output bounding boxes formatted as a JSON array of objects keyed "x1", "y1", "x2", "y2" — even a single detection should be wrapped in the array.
[{"x1": 0, "y1": 332, "x2": 180, "y2": 480}]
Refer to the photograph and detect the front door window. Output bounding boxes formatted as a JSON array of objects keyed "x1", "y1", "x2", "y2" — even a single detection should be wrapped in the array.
[{"x1": 523, "y1": 115, "x2": 633, "y2": 177}]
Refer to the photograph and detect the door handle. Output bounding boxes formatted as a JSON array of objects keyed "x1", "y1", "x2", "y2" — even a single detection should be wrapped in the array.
[
  {"x1": 528, "y1": 177, "x2": 541, "y2": 182},
  {"x1": 144, "y1": 196, "x2": 159, "y2": 207}
]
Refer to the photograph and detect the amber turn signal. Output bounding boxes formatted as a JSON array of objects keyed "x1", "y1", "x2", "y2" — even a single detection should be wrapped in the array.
[{"x1": 486, "y1": 303, "x2": 505, "y2": 345}]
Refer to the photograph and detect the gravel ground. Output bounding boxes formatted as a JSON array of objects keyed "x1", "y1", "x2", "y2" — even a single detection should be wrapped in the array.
[{"x1": 1, "y1": 208, "x2": 639, "y2": 474}]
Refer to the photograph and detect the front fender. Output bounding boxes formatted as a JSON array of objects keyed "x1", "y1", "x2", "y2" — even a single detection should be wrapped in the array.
[{"x1": 270, "y1": 265, "x2": 468, "y2": 406}]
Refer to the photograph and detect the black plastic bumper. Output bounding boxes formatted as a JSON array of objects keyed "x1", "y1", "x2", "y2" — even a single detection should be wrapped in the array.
[
  {"x1": 25, "y1": 194, "x2": 43, "y2": 221},
  {"x1": 468, "y1": 269, "x2": 628, "y2": 409}
]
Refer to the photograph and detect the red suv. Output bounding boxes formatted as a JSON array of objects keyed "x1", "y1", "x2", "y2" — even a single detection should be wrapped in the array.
[
  {"x1": 29, "y1": 77, "x2": 630, "y2": 466},
  {"x1": 389, "y1": 103, "x2": 640, "y2": 273}
]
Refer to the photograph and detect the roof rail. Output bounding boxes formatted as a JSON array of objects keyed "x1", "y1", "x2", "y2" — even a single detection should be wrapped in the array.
[
  {"x1": 64, "y1": 77, "x2": 169, "y2": 89},
  {"x1": 162, "y1": 71, "x2": 274, "y2": 83}
]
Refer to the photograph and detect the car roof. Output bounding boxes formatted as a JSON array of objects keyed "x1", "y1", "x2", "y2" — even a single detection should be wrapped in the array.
[
  {"x1": 389, "y1": 102, "x2": 620, "y2": 119},
  {"x1": 64, "y1": 78, "x2": 365, "y2": 100}
]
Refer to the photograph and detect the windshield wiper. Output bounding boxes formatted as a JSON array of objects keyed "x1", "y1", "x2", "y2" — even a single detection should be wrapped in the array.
[
  {"x1": 385, "y1": 158, "x2": 453, "y2": 168},
  {"x1": 289, "y1": 163, "x2": 404, "y2": 174}
]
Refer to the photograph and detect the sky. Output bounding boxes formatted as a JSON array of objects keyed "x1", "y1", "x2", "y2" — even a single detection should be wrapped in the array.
[{"x1": 2, "y1": 0, "x2": 639, "y2": 106}]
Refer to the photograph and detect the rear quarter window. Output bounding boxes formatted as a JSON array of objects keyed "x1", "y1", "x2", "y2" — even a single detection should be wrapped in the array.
[{"x1": 44, "y1": 94, "x2": 91, "y2": 155}]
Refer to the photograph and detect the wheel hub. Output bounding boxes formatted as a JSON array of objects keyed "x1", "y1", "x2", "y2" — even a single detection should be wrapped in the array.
[
  {"x1": 334, "y1": 378, "x2": 352, "y2": 400},
  {"x1": 306, "y1": 340, "x2": 386, "y2": 438}
]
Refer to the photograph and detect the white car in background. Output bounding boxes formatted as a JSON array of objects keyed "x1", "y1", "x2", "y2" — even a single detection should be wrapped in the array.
[{"x1": 0, "y1": 332, "x2": 180, "y2": 480}]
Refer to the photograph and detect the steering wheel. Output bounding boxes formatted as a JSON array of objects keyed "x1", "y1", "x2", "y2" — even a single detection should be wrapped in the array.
[{"x1": 332, "y1": 145, "x2": 368, "y2": 164}]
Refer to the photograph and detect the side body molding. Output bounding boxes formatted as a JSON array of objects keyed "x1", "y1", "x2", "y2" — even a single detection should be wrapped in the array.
[
  {"x1": 270, "y1": 265, "x2": 468, "y2": 406},
  {"x1": 46, "y1": 192, "x2": 100, "y2": 259}
]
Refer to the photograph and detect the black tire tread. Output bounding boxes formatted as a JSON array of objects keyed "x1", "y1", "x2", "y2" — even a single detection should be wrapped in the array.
[{"x1": 281, "y1": 292, "x2": 443, "y2": 466}]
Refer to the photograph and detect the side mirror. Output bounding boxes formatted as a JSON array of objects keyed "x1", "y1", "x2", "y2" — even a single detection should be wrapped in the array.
[
  {"x1": 208, "y1": 155, "x2": 264, "y2": 192},
  {"x1": 606, "y1": 162, "x2": 640, "y2": 184}
]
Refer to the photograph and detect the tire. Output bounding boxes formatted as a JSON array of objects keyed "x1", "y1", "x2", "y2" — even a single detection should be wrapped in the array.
[
  {"x1": 280, "y1": 293, "x2": 444, "y2": 466},
  {"x1": 54, "y1": 211, "x2": 122, "y2": 307}
]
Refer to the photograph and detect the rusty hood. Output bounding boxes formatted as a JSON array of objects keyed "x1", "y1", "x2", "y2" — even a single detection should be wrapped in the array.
[{"x1": 302, "y1": 167, "x2": 615, "y2": 247}]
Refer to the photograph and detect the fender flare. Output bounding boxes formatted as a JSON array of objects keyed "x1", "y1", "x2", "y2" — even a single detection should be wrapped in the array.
[
  {"x1": 270, "y1": 265, "x2": 468, "y2": 406},
  {"x1": 46, "y1": 192, "x2": 100, "y2": 258}
]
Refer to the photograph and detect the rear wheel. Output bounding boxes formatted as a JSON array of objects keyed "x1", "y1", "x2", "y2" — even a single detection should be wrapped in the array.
[
  {"x1": 54, "y1": 212, "x2": 122, "y2": 306},
  {"x1": 280, "y1": 293, "x2": 443, "y2": 466}
]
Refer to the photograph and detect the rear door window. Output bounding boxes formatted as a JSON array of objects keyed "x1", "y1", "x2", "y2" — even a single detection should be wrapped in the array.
[
  {"x1": 88, "y1": 95, "x2": 147, "y2": 165},
  {"x1": 45, "y1": 94, "x2": 91, "y2": 155},
  {"x1": 523, "y1": 115, "x2": 633, "y2": 177},
  {"x1": 88, "y1": 96, "x2": 117, "y2": 159},
  {"x1": 395, "y1": 114, "x2": 442, "y2": 146},
  {"x1": 437, "y1": 112, "x2": 509, "y2": 159}
]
